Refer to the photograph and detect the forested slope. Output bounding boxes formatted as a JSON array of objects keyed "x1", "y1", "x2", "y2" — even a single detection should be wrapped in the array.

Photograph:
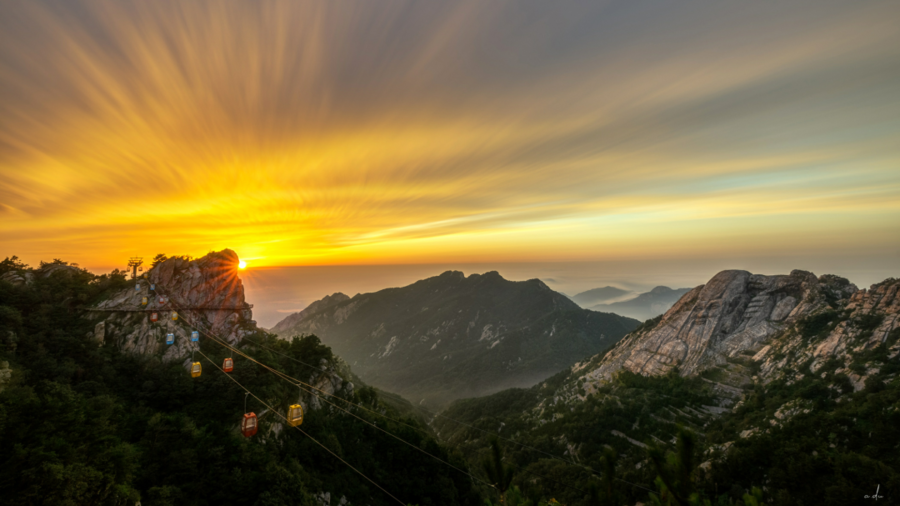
[
  {"x1": 433, "y1": 272, "x2": 900, "y2": 506},
  {"x1": 0, "y1": 256, "x2": 480, "y2": 506}
]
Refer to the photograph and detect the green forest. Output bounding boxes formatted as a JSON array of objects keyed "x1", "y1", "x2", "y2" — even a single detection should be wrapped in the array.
[
  {"x1": 0, "y1": 257, "x2": 479, "y2": 506},
  {"x1": 3, "y1": 256, "x2": 899, "y2": 506}
]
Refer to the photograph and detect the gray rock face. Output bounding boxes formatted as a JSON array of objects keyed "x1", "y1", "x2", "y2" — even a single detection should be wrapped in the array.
[
  {"x1": 583, "y1": 269, "x2": 860, "y2": 384},
  {"x1": 90, "y1": 250, "x2": 255, "y2": 362}
]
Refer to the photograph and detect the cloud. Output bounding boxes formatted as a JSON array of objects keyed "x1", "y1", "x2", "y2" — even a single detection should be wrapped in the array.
[{"x1": 0, "y1": 0, "x2": 898, "y2": 268}]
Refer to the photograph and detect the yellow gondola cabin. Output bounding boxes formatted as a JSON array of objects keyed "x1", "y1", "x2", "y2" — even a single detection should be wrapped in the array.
[
  {"x1": 190, "y1": 362, "x2": 201, "y2": 378},
  {"x1": 287, "y1": 404, "x2": 304, "y2": 426}
]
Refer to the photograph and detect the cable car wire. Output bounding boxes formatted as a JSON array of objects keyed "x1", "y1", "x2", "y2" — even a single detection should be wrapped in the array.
[
  {"x1": 189, "y1": 319, "x2": 497, "y2": 491},
  {"x1": 242, "y1": 336, "x2": 652, "y2": 493},
  {"x1": 153, "y1": 286, "x2": 653, "y2": 495},
  {"x1": 193, "y1": 347, "x2": 408, "y2": 506}
]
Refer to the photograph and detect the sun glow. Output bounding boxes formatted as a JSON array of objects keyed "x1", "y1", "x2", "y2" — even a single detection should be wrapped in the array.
[{"x1": 239, "y1": 260, "x2": 247, "y2": 270}]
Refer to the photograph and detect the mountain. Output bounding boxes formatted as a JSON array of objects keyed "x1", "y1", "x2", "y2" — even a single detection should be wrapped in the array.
[
  {"x1": 589, "y1": 285, "x2": 692, "y2": 321},
  {"x1": 0, "y1": 253, "x2": 481, "y2": 505},
  {"x1": 570, "y1": 286, "x2": 631, "y2": 306},
  {"x1": 271, "y1": 270, "x2": 640, "y2": 406},
  {"x1": 433, "y1": 270, "x2": 900, "y2": 505}
]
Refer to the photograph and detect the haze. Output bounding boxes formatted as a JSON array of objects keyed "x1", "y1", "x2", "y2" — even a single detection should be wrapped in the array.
[{"x1": 1, "y1": 0, "x2": 898, "y2": 314}]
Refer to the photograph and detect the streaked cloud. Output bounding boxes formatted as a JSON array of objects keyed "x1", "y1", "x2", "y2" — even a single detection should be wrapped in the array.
[{"x1": 1, "y1": 0, "x2": 898, "y2": 270}]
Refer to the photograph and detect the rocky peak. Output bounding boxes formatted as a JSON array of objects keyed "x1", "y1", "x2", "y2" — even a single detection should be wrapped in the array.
[
  {"x1": 582, "y1": 269, "x2": 859, "y2": 384},
  {"x1": 89, "y1": 249, "x2": 256, "y2": 362}
]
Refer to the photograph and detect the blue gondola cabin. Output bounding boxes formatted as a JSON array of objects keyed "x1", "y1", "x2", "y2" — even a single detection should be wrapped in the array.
[
  {"x1": 191, "y1": 331, "x2": 199, "y2": 342},
  {"x1": 166, "y1": 333, "x2": 174, "y2": 345},
  {"x1": 241, "y1": 413, "x2": 258, "y2": 437}
]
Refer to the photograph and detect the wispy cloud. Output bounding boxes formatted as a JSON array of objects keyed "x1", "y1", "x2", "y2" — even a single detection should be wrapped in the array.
[{"x1": 1, "y1": 0, "x2": 898, "y2": 268}]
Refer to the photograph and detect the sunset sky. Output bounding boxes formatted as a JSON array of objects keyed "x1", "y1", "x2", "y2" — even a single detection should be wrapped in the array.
[{"x1": 1, "y1": 0, "x2": 899, "y2": 283}]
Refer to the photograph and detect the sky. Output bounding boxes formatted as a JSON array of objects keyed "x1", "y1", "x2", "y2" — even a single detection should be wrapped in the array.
[{"x1": 1, "y1": 0, "x2": 899, "y2": 311}]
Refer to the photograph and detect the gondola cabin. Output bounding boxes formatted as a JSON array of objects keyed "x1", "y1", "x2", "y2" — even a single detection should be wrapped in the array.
[
  {"x1": 288, "y1": 404, "x2": 304, "y2": 427},
  {"x1": 171, "y1": 311, "x2": 178, "y2": 321},
  {"x1": 190, "y1": 362, "x2": 202, "y2": 378},
  {"x1": 135, "y1": 284, "x2": 140, "y2": 291},
  {"x1": 150, "y1": 312, "x2": 158, "y2": 322},
  {"x1": 150, "y1": 284, "x2": 155, "y2": 291},
  {"x1": 158, "y1": 296, "x2": 165, "y2": 304},
  {"x1": 141, "y1": 296, "x2": 148, "y2": 306},
  {"x1": 241, "y1": 413, "x2": 258, "y2": 437},
  {"x1": 191, "y1": 331, "x2": 199, "y2": 342},
  {"x1": 166, "y1": 333, "x2": 174, "y2": 345},
  {"x1": 223, "y1": 358, "x2": 234, "y2": 372}
]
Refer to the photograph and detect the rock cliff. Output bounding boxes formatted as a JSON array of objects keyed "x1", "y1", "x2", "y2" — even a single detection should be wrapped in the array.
[
  {"x1": 578, "y1": 269, "x2": 900, "y2": 394},
  {"x1": 88, "y1": 250, "x2": 255, "y2": 362}
]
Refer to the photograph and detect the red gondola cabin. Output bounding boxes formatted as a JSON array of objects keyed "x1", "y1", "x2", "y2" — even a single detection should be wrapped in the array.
[
  {"x1": 223, "y1": 358, "x2": 234, "y2": 372},
  {"x1": 150, "y1": 312, "x2": 158, "y2": 322},
  {"x1": 241, "y1": 413, "x2": 258, "y2": 437}
]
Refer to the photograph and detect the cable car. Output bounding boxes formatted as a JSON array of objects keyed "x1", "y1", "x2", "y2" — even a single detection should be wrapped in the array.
[
  {"x1": 223, "y1": 357, "x2": 234, "y2": 373},
  {"x1": 191, "y1": 331, "x2": 199, "y2": 342},
  {"x1": 150, "y1": 284, "x2": 156, "y2": 291},
  {"x1": 166, "y1": 333, "x2": 174, "y2": 345},
  {"x1": 135, "y1": 284, "x2": 141, "y2": 291},
  {"x1": 190, "y1": 362, "x2": 202, "y2": 378},
  {"x1": 171, "y1": 311, "x2": 178, "y2": 321},
  {"x1": 141, "y1": 296, "x2": 148, "y2": 306},
  {"x1": 150, "y1": 312, "x2": 158, "y2": 322},
  {"x1": 158, "y1": 296, "x2": 165, "y2": 304},
  {"x1": 287, "y1": 404, "x2": 304, "y2": 427},
  {"x1": 241, "y1": 413, "x2": 258, "y2": 437}
]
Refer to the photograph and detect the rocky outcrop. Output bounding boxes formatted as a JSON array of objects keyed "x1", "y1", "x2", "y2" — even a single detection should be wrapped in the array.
[
  {"x1": 88, "y1": 250, "x2": 255, "y2": 362},
  {"x1": 756, "y1": 277, "x2": 900, "y2": 388},
  {"x1": 582, "y1": 270, "x2": 862, "y2": 386}
]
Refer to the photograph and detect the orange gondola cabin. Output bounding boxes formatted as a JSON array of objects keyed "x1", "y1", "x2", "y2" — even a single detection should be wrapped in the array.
[
  {"x1": 288, "y1": 404, "x2": 304, "y2": 427},
  {"x1": 223, "y1": 358, "x2": 234, "y2": 372},
  {"x1": 190, "y1": 361, "x2": 201, "y2": 378},
  {"x1": 241, "y1": 413, "x2": 258, "y2": 437}
]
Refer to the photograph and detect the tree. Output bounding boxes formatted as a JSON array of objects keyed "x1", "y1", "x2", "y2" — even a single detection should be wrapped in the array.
[
  {"x1": 647, "y1": 428, "x2": 701, "y2": 506},
  {"x1": 151, "y1": 254, "x2": 168, "y2": 268},
  {"x1": 483, "y1": 437, "x2": 515, "y2": 505}
]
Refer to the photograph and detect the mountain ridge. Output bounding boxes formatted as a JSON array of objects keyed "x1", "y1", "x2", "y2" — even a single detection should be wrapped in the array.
[{"x1": 271, "y1": 270, "x2": 640, "y2": 406}]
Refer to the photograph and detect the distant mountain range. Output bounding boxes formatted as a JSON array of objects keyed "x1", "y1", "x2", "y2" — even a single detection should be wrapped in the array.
[
  {"x1": 571, "y1": 285, "x2": 692, "y2": 321},
  {"x1": 271, "y1": 271, "x2": 640, "y2": 406},
  {"x1": 570, "y1": 286, "x2": 632, "y2": 306}
]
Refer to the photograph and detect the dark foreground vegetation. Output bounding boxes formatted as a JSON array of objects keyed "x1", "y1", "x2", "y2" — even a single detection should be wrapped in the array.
[
  {"x1": 437, "y1": 362, "x2": 900, "y2": 505},
  {"x1": 0, "y1": 257, "x2": 479, "y2": 506},
  {"x1": 3, "y1": 255, "x2": 899, "y2": 506}
]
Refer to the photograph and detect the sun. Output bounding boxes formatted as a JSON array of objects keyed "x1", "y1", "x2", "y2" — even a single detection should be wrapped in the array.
[{"x1": 238, "y1": 260, "x2": 247, "y2": 269}]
